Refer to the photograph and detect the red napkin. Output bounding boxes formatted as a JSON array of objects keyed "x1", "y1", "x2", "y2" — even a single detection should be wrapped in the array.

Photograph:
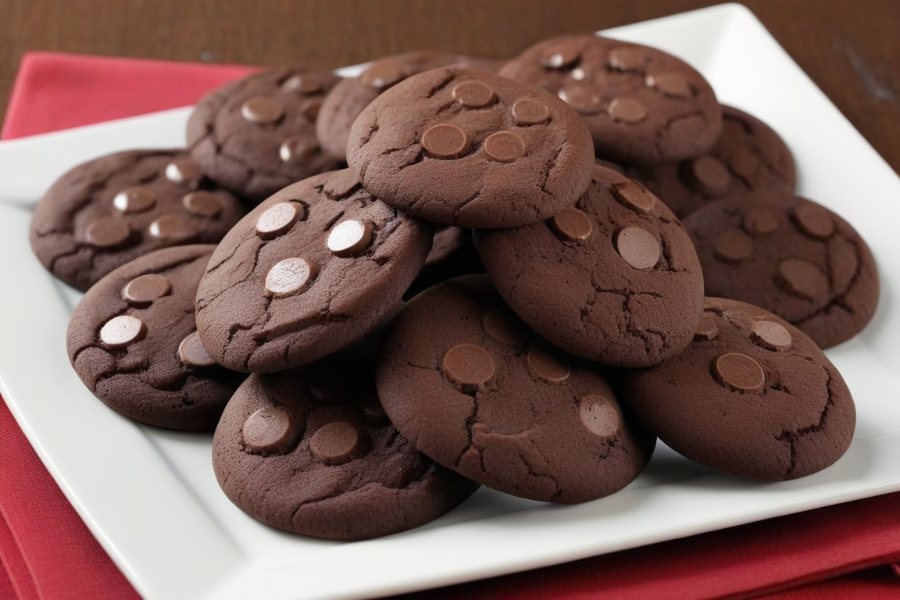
[{"x1": 2, "y1": 51, "x2": 900, "y2": 600}]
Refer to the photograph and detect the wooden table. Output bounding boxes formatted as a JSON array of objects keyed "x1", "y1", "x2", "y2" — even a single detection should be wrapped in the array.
[{"x1": 2, "y1": 0, "x2": 898, "y2": 174}]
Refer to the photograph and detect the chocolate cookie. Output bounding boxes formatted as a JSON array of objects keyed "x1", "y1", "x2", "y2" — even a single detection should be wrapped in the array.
[
  {"x1": 30, "y1": 149, "x2": 247, "y2": 291},
  {"x1": 626, "y1": 105, "x2": 796, "y2": 218},
  {"x1": 620, "y1": 297, "x2": 855, "y2": 480},
  {"x1": 346, "y1": 66, "x2": 595, "y2": 228},
  {"x1": 683, "y1": 192, "x2": 879, "y2": 348},
  {"x1": 212, "y1": 349, "x2": 479, "y2": 540},
  {"x1": 317, "y1": 53, "x2": 505, "y2": 162},
  {"x1": 66, "y1": 245, "x2": 245, "y2": 430},
  {"x1": 187, "y1": 68, "x2": 341, "y2": 203},
  {"x1": 475, "y1": 164, "x2": 704, "y2": 368},
  {"x1": 499, "y1": 34, "x2": 722, "y2": 164},
  {"x1": 376, "y1": 275, "x2": 655, "y2": 503},
  {"x1": 195, "y1": 169, "x2": 433, "y2": 373}
]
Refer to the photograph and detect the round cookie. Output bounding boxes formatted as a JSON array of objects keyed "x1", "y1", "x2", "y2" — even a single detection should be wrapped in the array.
[
  {"x1": 620, "y1": 297, "x2": 856, "y2": 480},
  {"x1": 30, "y1": 149, "x2": 247, "y2": 291},
  {"x1": 195, "y1": 169, "x2": 433, "y2": 373},
  {"x1": 499, "y1": 34, "x2": 721, "y2": 165},
  {"x1": 475, "y1": 164, "x2": 704, "y2": 368},
  {"x1": 682, "y1": 192, "x2": 879, "y2": 348},
  {"x1": 187, "y1": 68, "x2": 341, "y2": 203},
  {"x1": 212, "y1": 349, "x2": 479, "y2": 540},
  {"x1": 626, "y1": 105, "x2": 796, "y2": 218},
  {"x1": 66, "y1": 245, "x2": 245, "y2": 430},
  {"x1": 317, "y1": 53, "x2": 505, "y2": 162},
  {"x1": 346, "y1": 65, "x2": 595, "y2": 228},
  {"x1": 376, "y1": 275, "x2": 656, "y2": 503}
]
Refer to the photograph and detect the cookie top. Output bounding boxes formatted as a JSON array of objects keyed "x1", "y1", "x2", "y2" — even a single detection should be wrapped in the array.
[
  {"x1": 187, "y1": 68, "x2": 341, "y2": 203},
  {"x1": 30, "y1": 149, "x2": 247, "y2": 291},
  {"x1": 620, "y1": 297, "x2": 855, "y2": 480},
  {"x1": 346, "y1": 66, "x2": 595, "y2": 228},
  {"x1": 66, "y1": 245, "x2": 245, "y2": 430},
  {"x1": 212, "y1": 349, "x2": 479, "y2": 540},
  {"x1": 499, "y1": 34, "x2": 722, "y2": 164},
  {"x1": 683, "y1": 192, "x2": 879, "y2": 348},
  {"x1": 475, "y1": 164, "x2": 704, "y2": 368},
  {"x1": 376, "y1": 275, "x2": 656, "y2": 503},
  {"x1": 195, "y1": 169, "x2": 433, "y2": 373},
  {"x1": 317, "y1": 53, "x2": 505, "y2": 162},
  {"x1": 626, "y1": 105, "x2": 796, "y2": 218}
]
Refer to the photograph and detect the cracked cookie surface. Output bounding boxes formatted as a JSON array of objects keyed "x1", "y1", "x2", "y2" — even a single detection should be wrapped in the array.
[
  {"x1": 346, "y1": 66, "x2": 594, "y2": 228},
  {"x1": 475, "y1": 164, "x2": 704, "y2": 368},
  {"x1": 683, "y1": 192, "x2": 879, "y2": 348},
  {"x1": 376, "y1": 275, "x2": 655, "y2": 503},
  {"x1": 620, "y1": 297, "x2": 855, "y2": 480},
  {"x1": 626, "y1": 105, "x2": 796, "y2": 218},
  {"x1": 30, "y1": 149, "x2": 247, "y2": 291},
  {"x1": 499, "y1": 34, "x2": 721, "y2": 165},
  {"x1": 66, "y1": 245, "x2": 246, "y2": 430},
  {"x1": 187, "y1": 68, "x2": 341, "y2": 203},
  {"x1": 212, "y1": 349, "x2": 479, "y2": 540},
  {"x1": 195, "y1": 169, "x2": 433, "y2": 373}
]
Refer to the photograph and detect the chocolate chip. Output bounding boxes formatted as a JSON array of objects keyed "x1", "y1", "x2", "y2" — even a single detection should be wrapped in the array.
[
  {"x1": 256, "y1": 202, "x2": 302, "y2": 238},
  {"x1": 688, "y1": 155, "x2": 730, "y2": 194},
  {"x1": 729, "y1": 148, "x2": 760, "y2": 178},
  {"x1": 512, "y1": 97, "x2": 550, "y2": 124},
  {"x1": 282, "y1": 73, "x2": 324, "y2": 95},
  {"x1": 776, "y1": 259, "x2": 829, "y2": 300},
  {"x1": 743, "y1": 206, "x2": 780, "y2": 237},
  {"x1": 481, "y1": 309, "x2": 531, "y2": 346},
  {"x1": 327, "y1": 219, "x2": 374, "y2": 257},
  {"x1": 612, "y1": 180, "x2": 655, "y2": 214},
  {"x1": 452, "y1": 81, "x2": 496, "y2": 108},
  {"x1": 548, "y1": 209, "x2": 593, "y2": 242},
  {"x1": 483, "y1": 131, "x2": 525, "y2": 162},
  {"x1": 99, "y1": 315, "x2": 146, "y2": 349},
  {"x1": 694, "y1": 316, "x2": 718, "y2": 341},
  {"x1": 442, "y1": 343, "x2": 495, "y2": 389},
  {"x1": 122, "y1": 274, "x2": 171, "y2": 305},
  {"x1": 113, "y1": 187, "x2": 156, "y2": 214},
  {"x1": 421, "y1": 124, "x2": 469, "y2": 158},
  {"x1": 301, "y1": 98, "x2": 324, "y2": 121},
  {"x1": 178, "y1": 331, "x2": 217, "y2": 367},
  {"x1": 309, "y1": 421, "x2": 369, "y2": 466},
  {"x1": 540, "y1": 41, "x2": 580, "y2": 68},
  {"x1": 242, "y1": 406, "x2": 301, "y2": 455},
  {"x1": 280, "y1": 136, "x2": 319, "y2": 164},
  {"x1": 360, "y1": 393, "x2": 388, "y2": 421},
  {"x1": 557, "y1": 84, "x2": 603, "y2": 114},
  {"x1": 646, "y1": 72, "x2": 691, "y2": 98},
  {"x1": 711, "y1": 352, "x2": 765, "y2": 393},
  {"x1": 148, "y1": 214, "x2": 198, "y2": 242},
  {"x1": 165, "y1": 158, "x2": 203, "y2": 186},
  {"x1": 525, "y1": 346, "x2": 570, "y2": 384},
  {"x1": 714, "y1": 230, "x2": 754, "y2": 264},
  {"x1": 359, "y1": 61, "x2": 404, "y2": 89},
  {"x1": 608, "y1": 98, "x2": 648, "y2": 123},
  {"x1": 750, "y1": 320, "x2": 792, "y2": 352},
  {"x1": 791, "y1": 203, "x2": 834, "y2": 240},
  {"x1": 608, "y1": 47, "x2": 651, "y2": 71},
  {"x1": 85, "y1": 217, "x2": 130, "y2": 248},
  {"x1": 579, "y1": 395, "x2": 619, "y2": 437},
  {"x1": 241, "y1": 97, "x2": 285, "y2": 124},
  {"x1": 615, "y1": 227, "x2": 660, "y2": 270},
  {"x1": 182, "y1": 191, "x2": 222, "y2": 217},
  {"x1": 264, "y1": 257, "x2": 318, "y2": 297}
]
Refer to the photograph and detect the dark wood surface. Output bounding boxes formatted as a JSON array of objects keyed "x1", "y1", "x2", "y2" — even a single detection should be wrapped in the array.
[{"x1": 2, "y1": 0, "x2": 898, "y2": 174}]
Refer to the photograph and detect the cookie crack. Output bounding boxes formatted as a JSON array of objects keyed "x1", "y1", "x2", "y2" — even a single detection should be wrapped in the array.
[
  {"x1": 792, "y1": 233, "x2": 864, "y2": 326},
  {"x1": 774, "y1": 361, "x2": 835, "y2": 479}
]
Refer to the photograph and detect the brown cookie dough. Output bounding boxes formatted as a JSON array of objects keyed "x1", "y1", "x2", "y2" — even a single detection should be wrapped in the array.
[
  {"x1": 30, "y1": 149, "x2": 247, "y2": 291},
  {"x1": 620, "y1": 297, "x2": 856, "y2": 480},
  {"x1": 499, "y1": 34, "x2": 722, "y2": 165},
  {"x1": 376, "y1": 275, "x2": 656, "y2": 503},
  {"x1": 212, "y1": 349, "x2": 479, "y2": 540},
  {"x1": 346, "y1": 66, "x2": 595, "y2": 228},
  {"x1": 66, "y1": 245, "x2": 245, "y2": 430},
  {"x1": 683, "y1": 192, "x2": 879, "y2": 348},
  {"x1": 475, "y1": 164, "x2": 704, "y2": 368},
  {"x1": 626, "y1": 105, "x2": 796, "y2": 218},
  {"x1": 187, "y1": 68, "x2": 341, "y2": 203},
  {"x1": 195, "y1": 169, "x2": 433, "y2": 373}
]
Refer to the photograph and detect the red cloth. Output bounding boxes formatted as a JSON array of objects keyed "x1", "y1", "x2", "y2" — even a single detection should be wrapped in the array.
[{"x1": 1, "y1": 51, "x2": 899, "y2": 600}]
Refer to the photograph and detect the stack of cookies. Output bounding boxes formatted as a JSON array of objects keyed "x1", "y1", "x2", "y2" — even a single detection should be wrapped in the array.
[{"x1": 33, "y1": 34, "x2": 877, "y2": 541}]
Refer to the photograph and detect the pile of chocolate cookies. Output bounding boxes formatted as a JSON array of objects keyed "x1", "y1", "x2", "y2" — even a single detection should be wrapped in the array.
[{"x1": 34, "y1": 34, "x2": 878, "y2": 541}]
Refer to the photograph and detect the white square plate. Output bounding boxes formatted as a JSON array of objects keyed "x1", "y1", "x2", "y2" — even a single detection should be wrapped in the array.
[{"x1": 2, "y1": 4, "x2": 900, "y2": 599}]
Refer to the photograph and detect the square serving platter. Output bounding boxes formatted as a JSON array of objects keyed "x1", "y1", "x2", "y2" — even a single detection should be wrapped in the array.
[{"x1": 2, "y1": 4, "x2": 900, "y2": 599}]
